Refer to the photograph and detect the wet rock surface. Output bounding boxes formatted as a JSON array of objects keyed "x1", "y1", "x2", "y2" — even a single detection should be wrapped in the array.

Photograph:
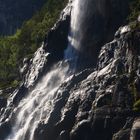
[
  {"x1": 130, "y1": 118, "x2": 140, "y2": 140},
  {"x1": 68, "y1": 0, "x2": 129, "y2": 69},
  {"x1": 33, "y1": 27, "x2": 140, "y2": 140},
  {"x1": 0, "y1": 1, "x2": 140, "y2": 140},
  {"x1": 1, "y1": 26, "x2": 139, "y2": 140}
]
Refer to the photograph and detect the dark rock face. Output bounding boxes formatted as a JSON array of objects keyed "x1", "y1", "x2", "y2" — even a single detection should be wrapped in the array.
[
  {"x1": 0, "y1": 98, "x2": 7, "y2": 108},
  {"x1": 31, "y1": 27, "x2": 140, "y2": 140},
  {"x1": 69, "y1": 0, "x2": 130, "y2": 68},
  {"x1": 130, "y1": 118, "x2": 140, "y2": 140},
  {"x1": 22, "y1": 5, "x2": 71, "y2": 89},
  {"x1": 0, "y1": 121, "x2": 11, "y2": 140},
  {"x1": 5, "y1": 25, "x2": 139, "y2": 140},
  {"x1": 0, "y1": 1, "x2": 140, "y2": 140},
  {"x1": 0, "y1": 0, "x2": 46, "y2": 35},
  {"x1": 44, "y1": 14, "x2": 70, "y2": 62}
]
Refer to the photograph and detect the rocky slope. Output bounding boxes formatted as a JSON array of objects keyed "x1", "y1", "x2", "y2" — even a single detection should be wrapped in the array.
[
  {"x1": 24, "y1": 25, "x2": 140, "y2": 140},
  {"x1": 0, "y1": 0, "x2": 45, "y2": 35},
  {"x1": 28, "y1": 24, "x2": 140, "y2": 140},
  {"x1": 0, "y1": 0, "x2": 140, "y2": 140}
]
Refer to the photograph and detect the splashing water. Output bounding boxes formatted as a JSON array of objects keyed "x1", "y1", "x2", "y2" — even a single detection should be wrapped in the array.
[
  {"x1": 6, "y1": 62, "x2": 69, "y2": 140},
  {"x1": 65, "y1": 0, "x2": 95, "y2": 69},
  {"x1": 65, "y1": 0, "x2": 88, "y2": 70},
  {"x1": 5, "y1": 0, "x2": 94, "y2": 139},
  {"x1": 65, "y1": 0, "x2": 86, "y2": 59}
]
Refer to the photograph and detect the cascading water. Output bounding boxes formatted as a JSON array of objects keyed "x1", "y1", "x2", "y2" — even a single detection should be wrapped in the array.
[
  {"x1": 0, "y1": 0, "x2": 133, "y2": 139},
  {"x1": 5, "y1": 0, "x2": 94, "y2": 139},
  {"x1": 6, "y1": 62, "x2": 69, "y2": 140},
  {"x1": 65, "y1": 0, "x2": 97, "y2": 70},
  {"x1": 65, "y1": 0, "x2": 88, "y2": 59},
  {"x1": 65, "y1": 0, "x2": 93, "y2": 54}
]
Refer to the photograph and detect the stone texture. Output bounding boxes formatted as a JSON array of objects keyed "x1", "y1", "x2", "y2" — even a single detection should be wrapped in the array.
[{"x1": 0, "y1": 1, "x2": 140, "y2": 140}]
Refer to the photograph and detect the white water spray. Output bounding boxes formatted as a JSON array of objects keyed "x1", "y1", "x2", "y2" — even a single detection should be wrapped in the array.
[
  {"x1": 6, "y1": 62, "x2": 69, "y2": 140},
  {"x1": 65, "y1": 0, "x2": 85, "y2": 59},
  {"x1": 65, "y1": 0, "x2": 95, "y2": 69},
  {"x1": 5, "y1": 0, "x2": 92, "y2": 139}
]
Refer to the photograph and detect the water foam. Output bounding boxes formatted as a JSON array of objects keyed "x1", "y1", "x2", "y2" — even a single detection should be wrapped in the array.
[
  {"x1": 6, "y1": 62, "x2": 69, "y2": 140},
  {"x1": 5, "y1": 0, "x2": 91, "y2": 139}
]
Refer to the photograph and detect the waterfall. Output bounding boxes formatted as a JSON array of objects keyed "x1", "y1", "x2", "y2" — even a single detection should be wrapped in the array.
[
  {"x1": 65, "y1": 0, "x2": 88, "y2": 59},
  {"x1": 5, "y1": 0, "x2": 93, "y2": 139},
  {"x1": 65, "y1": 0, "x2": 95, "y2": 69},
  {"x1": 6, "y1": 62, "x2": 69, "y2": 140}
]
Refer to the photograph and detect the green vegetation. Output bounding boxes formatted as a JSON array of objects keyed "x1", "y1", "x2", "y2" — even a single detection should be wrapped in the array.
[
  {"x1": 128, "y1": 0, "x2": 140, "y2": 111},
  {"x1": 0, "y1": 0, "x2": 68, "y2": 89},
  {"x1": 129, "y1": 0, "x2": 140, "y2": 21},
  {"x1": 129, "y1": 21, "x2": 140, "y2": 30},
  {"x1": 131, "y1": 82, "x2": 140, "y2": 112},
  {"x1": 128, "y1": 0, "x2": 140, "y2": 30},
  {"x1": 0, "y1": 0, "x2": 139, "y2": 90},
  {"x1": 133, "y1": 99, "x2": 140, "y2": 112}
]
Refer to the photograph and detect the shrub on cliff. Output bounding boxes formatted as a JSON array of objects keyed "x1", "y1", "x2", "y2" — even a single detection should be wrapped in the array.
[
  {"x1": 133, "y1": 99, "x2": 140, "y2": 112},
  {"x1": 0, "y1": 0, "x2": 68, "y2": 89},
  {"x1": 129, "y1": 0, "x2": 140, "y2": 21}
]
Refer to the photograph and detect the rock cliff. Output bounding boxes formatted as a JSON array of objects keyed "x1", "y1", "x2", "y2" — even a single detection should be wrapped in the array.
[{"x1": 0, "y1": 0, "x2": 140, "y2": 140}]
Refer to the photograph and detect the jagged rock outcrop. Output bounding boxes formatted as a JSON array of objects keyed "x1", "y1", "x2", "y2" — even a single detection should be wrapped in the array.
[
  {"x1": 1, "y1": 25, "x2": 139, "y2": 140},
  {"x1": 34, "y1": 25, "x2": 140, "y2": 140},
  {"x1": 0, "y1": 0, "x2": 140, "y2": 140},
  {"x1": 68, "y1": 0, "x2": 130, "y2": 68},
  {"x1": 18, "y1": 0, "x2": 130, "y2": 88}
]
